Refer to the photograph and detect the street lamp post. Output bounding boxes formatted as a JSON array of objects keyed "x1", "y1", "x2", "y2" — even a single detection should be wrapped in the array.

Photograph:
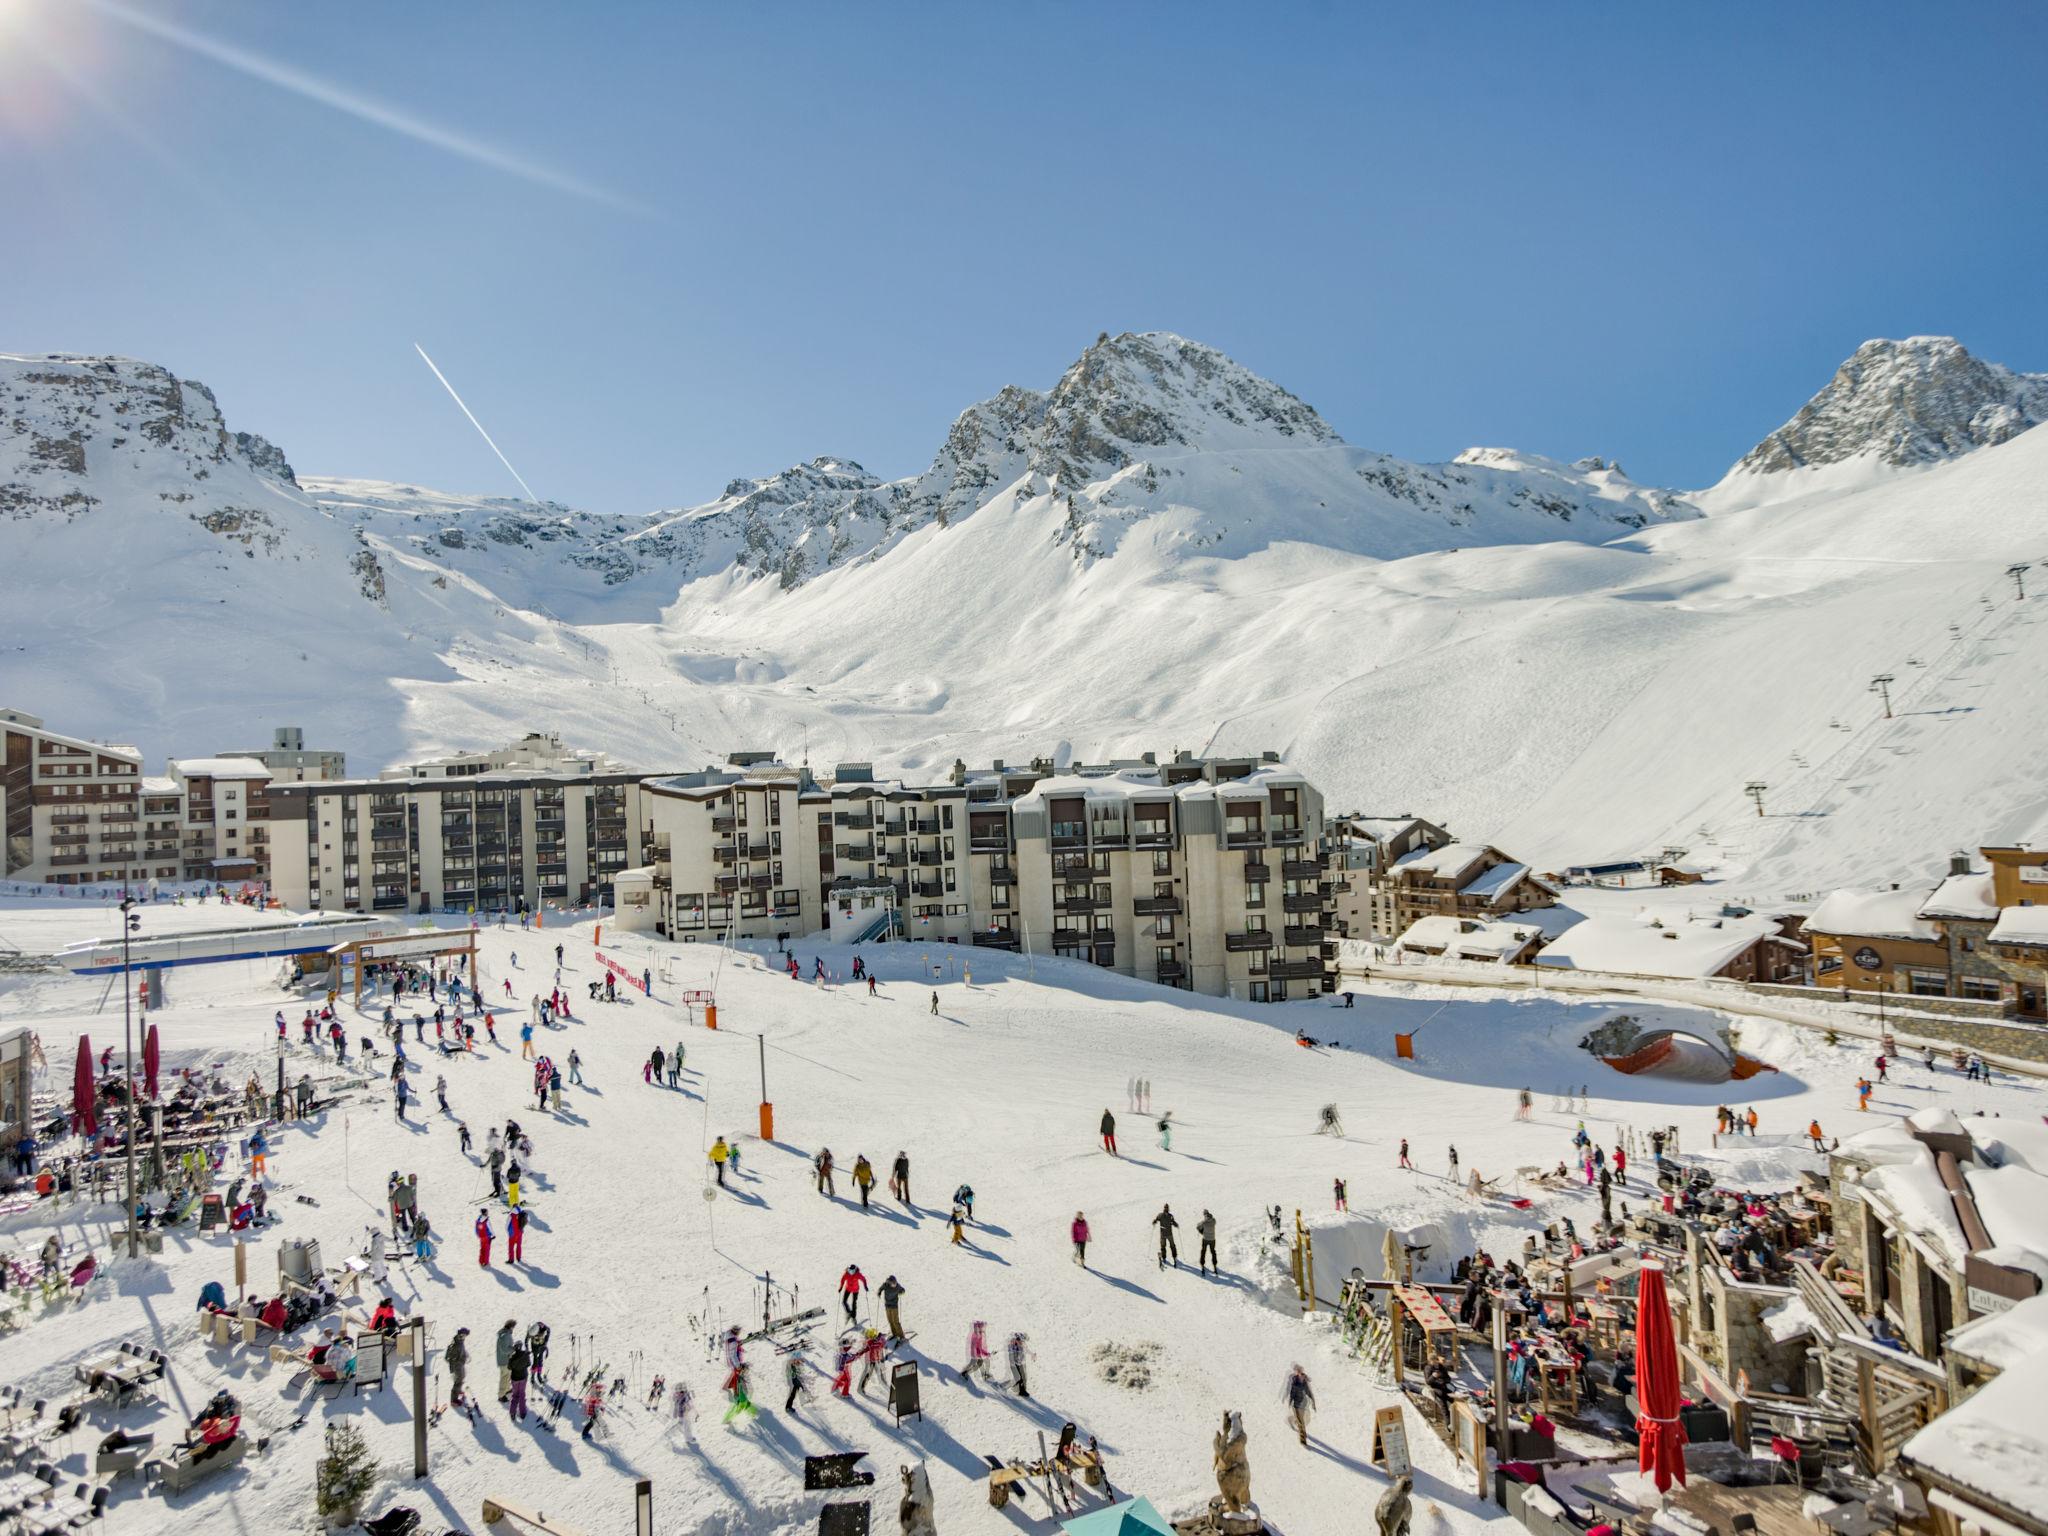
[{"x1": 119, "y1": 898, "x2": 142, "y2": 1260}]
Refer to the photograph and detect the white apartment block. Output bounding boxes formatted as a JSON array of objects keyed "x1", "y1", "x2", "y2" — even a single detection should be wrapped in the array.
[
  {"x1": 1, "y1": 708, "x2": 146, "y2": 885},
  {"x1": 268, "y1": 768, "x2": 660, "y2": 915},
  {"x1": 639, "y1": 748, "x2": 1337, "y2": 1002},
  {"x1": 217, "y1": 726, "x2": 346, "y2": 783},
  {"x1": 381, "y1": 732, "x2": 617, "y2": 782}
]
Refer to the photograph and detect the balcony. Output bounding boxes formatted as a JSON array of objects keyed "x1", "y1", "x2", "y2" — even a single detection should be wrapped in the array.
[
  {"x1": 912, "y1": 880, "x2": 944, "y2": 898},
  {"x1": 1242, "y1": 860, "x2": 1270, "y2": 881},
  {"x1": 747, "y1": 874, "x2": 773, "y2": 890},
  {"x1": 881, "y1": 850, "x2": 907, "y2": 868},
  {"x1": 834, "y1": 813, "x2": 874, "y2": 830},
  {"x1": 907, "y1": 818, "x2": 940, "y2": 836},
  {"x1": 973, "y1": 928, "x2": 1018, "y2": 948},
  {"x1": 1050, "y1": 832, "x2": 1086, "y2": 849},
  {"x1": 1156, "y1": 959, "x2": 1187, "y2": 981},
  {"x1": 1282, "y1": 859, "x2": 1323, "y2": 880},
  {"x1": 101, "y1": 810, "x2": 138, "y2": 824},
  {"x1": 1133, "y1": 895, "x2": 1183, "y2": 916},
  {"x1": 1055, "y1": 894, "x2": 1103, "y2": 913},
  {"x1": 969, "y1": 835, "x2": 1008, "y2": 852},
  {"x1": 1283, "y1": 925, "x2": 1325, "y2": 947},
  {"x1": 715, "y1": 875, "x2": 739, "y2": 892},
  {"x1": 1282, "y1": 892, "x2": 1322, "y2": 913},
  {"x1": 835, "y1": 843, "x2": 874, "y2": 861},
  {"x1": 47, "y1": 854, "x2": 90, "y2": 867},
  {"x1": 1225, "y1": 828, "x2": 1265, "y2": 848},
  {"x1": 1269, "y1": 958, "x2": 1324, "y2": 981},
  {"x1": 1225, "y1": 931, "x2": 1275, "y2": 952}
]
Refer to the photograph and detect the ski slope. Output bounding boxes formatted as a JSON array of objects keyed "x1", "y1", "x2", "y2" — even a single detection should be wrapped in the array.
[{"x1": 1, "y1": 894, "x2": 2040, "y2": 1535}]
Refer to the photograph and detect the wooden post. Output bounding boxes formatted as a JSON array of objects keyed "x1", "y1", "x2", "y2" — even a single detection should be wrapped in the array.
[
  {"x1": 412, "y1": 1316, "x2": 429, "y2": 1478},
  {"x1": 1390, "y1": 1289, "x2": 1406, "y2": 1384}
]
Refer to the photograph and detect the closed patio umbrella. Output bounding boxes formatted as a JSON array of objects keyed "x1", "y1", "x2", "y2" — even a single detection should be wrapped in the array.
[
  {"x1": 1635, "y1": 1259, "x2": 1688, "y2": 1492},
  {"x1": 143, "y1": 1023, "x2": 160, "y2": 1100},
  {"x1": 72, "y1": 1036, "x2": 98, "y2": 1138}
]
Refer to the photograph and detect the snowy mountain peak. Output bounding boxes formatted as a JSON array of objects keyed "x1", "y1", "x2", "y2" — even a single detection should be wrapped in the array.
[
  {"x1": 1031, "y1": 331, "x2": 1339, "y2": 488},
  {"x1": 1734, "y1": 335, "x2": 2048, "y2": 476}
]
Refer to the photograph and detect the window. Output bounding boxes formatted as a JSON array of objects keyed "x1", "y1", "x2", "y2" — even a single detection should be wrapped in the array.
[
  {"x1": 1961, "y1": 976, "x2": 2002, "y2": 1001},
  {"x1": 1249, "y1": 981, "x2": 1268, "y2": 1003},
  {"x1": 1152, "y1": 850, "x2": 1172, "y2": 876},
  {"x1": 1156, "y1": 916, "x2": 1176, "y2": 938},
  {"x1": 1245, "y1": 914, "x2": 1267, "y2": 933},
  {"x1": 224, "y1": 810, "x2": 238, "y2": 821},
  {"x1": 991, "y1": 884, "x2": 1012, "y2": 909},
  {"x1": 1154, "y1": 881, "x2": 1174, "y2": 900},
  {"x1": 1907, "y1": 971, "x2": 1948, "y2": 998},
  {"x1": 1092, "y1": 852, "x2": 1109, "y2": 875},
  {"x1": 1156, "y1": 945, "x2": 1176, "y2": 967},
  {"x1": 1246, "y1": 883, "x2": 1266, "y2": 909}
]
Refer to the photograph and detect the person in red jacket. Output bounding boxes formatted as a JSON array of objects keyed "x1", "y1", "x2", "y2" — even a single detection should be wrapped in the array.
[
  {"x1": 506, "y1": 1207, "x2": 526, "y2": 1264},
  {"x1": 1071, "y1": 1212, "x2": 1091, "y2": 1268},
  {"x1": 475, "y1": 1208, "x2": 493, "y2": 1266},
  {"x1": 837, "y1": 1264, "x2": 867, "y2": 1323}
]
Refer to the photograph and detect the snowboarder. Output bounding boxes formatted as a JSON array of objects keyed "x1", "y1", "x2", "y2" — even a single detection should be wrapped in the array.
[
  {"x1": 1153, "y1": 1204, "x2": 1181, "y2": 1268},
  {"x1": 1071, "y1": 1211, "x2": 1090, "y2": 1268},
  {"x1": 1283, "y1": 1363, "x2": 1317, "y2": 1445},
  {"x1": 1197, "y1": 1209, "x2": 1219, "y2": 1274},
  {"x1": 1100, "y1": 1109, "x2": 1118, "y2": 1157}
]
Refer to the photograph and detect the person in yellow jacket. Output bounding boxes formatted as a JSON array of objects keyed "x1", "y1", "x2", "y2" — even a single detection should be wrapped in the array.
[
  {"x1": 852, "y1": 1155, "x2": 875, "y2": 1209},
  {"x1": 709, "y1": 1136, "x2": 730, "y2": 1187}
]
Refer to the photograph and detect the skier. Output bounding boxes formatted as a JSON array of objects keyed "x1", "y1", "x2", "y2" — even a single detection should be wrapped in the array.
[
  {"x1": 1856, "y1": 1077, "x2": 1873, "y2": 1111},
  {"x1": 1100, "y1": 1109, "x2": 1118, "y2": 1157},
  {"x1": 1007, "y1": 1331, "x2": 1032, "y2": 1397},
  {"x1": 830, "y1": 1336, "x2": 855, "y2": 1398},
  {"x1": 1071, "y1": 1211, "x2": 1090, "y2": 1268},
  {"x1": 1158, "y1": 1110, "x2": 1174, "y2": 1151},
  {"x1": 838, "y1": 1263, "x2": 868, "y2": 1323},
  {"x1": 507, "y1": 1337, "x2": 532, "y2": 1421},
  {"x1": 1153, "y1": 1204, "x2": 1181, "y2": 1269},
  {"x1": 1283, "y1": 1363, "x2": 1317, "y2": 1446},
  {"x1": 475, "y1": 1209, "x2": 494, "y2": 1267},
  {"x1": 1397, "y1": 1137, "x2": 1411, "y2": 1169},
  {"x1": 879, "y1": 1274, "x2": 907, "y2": 1342},
  {"x1": 962, "y1": 1320, "x2": 993, "y2": 1382},
  {"x1": 815, "y1": 1147, "x2": 836, "y2": 1198},
  {"x1": 1875, "y1": 1053, "x2": 1889, "y2": 1084},
  {"x1": 948, "y1": 1203, "x2": 968, "y2": 1246},
  {"x1": 952, "y1": 1182, "x2": 975, "y2": 1223},
  {"x1": 1333, "y1": 1177, "x2": 1348, "y2": 1211},
  {"x1": 1447, "y1": 1145, "x2": 1458, "y2": 1181},
  {"x1": 435, "y1": 1075, "x2": 449, "y2": 1115},
  {"x1": 891, "y1": 1150, "x2": 911, "y2": 1206},
  {"x1": 569, "y1": 1049, "x2": 583, "y2": 1085},
  {"x1": 526, "y1": 1320, "x2": 551, "y2": 1380},
  {"x1": 667, "y1": 1044, "x2": 683, "y2": 1089},
  {"x1": 494, "y1": 1320, "x2": 517, "y2": 1401},
  {"x1": 1197, "y1": 1208, "x2": 1219, "y2": 1274},
  {"x1": 784, "y1": 1352, "x2": 811, "y2": 1414},
  {"x1": 507, "y1": 1207, "x2": 526, "y2": 1265},
  {"x1": 853, "y1": 1154, "x2": 875, "y2": 1209}
]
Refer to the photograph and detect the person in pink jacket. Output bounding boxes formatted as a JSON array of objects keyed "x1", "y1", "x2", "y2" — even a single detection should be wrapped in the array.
[{"x1": 1071, "y1": 1212, "x2": 1090, "y2": 1268}]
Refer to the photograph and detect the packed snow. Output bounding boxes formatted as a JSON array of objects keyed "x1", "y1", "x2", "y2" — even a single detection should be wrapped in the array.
[{"x1": 2, "y1": 893, "x2": 2044, "y2": 1534}]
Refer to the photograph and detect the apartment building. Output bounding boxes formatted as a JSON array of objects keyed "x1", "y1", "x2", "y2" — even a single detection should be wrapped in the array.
[
  {"x1": 1325, "y1": 815, "x2": 1452, "y2": 941},
  {"x1": 637, "y1": 748, "x2": 1337, "y2": 1001},
  {"x1": 1378, "y1": 840, "x2": 1557, "y2": 937},
  {"x1": 268, "y1": 768, "x2": 661, "y2": 914},
  {"x1": 382, "y1": 732, "x2": 618, "y2": 782},
  {"x1": 167, "y1": 757, "x2": 274, "y2": 884},
  {"x1": 0, "y1": 708, "x2": 146, "y2": 885},
  {"x1": 217, "y1": 726, "x2": 346, "y2": 783}
]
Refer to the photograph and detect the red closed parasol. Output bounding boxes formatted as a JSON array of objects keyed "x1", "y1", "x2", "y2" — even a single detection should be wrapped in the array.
[
  {"x1": 72, "y1": 1036, "x2": 98, "y2": 1138},
  {"x1": 144, "y1": 1023, "x2": 160, "y2": 1100},
  {"x1": 1635, "y1": 1259, "x2": 1688, "y2": 1492}
]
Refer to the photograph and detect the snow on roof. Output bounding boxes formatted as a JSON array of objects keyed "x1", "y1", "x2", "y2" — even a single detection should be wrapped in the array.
[
  {"x1": 1347, "y1": 816, "x2": 1430, "y2": 843},
  {"x1": 1946, "y1": 1290, "x2": 2048, "y2": 1373},
  {"x1": 1760, "y1": 1293, "x2": 1817, "y2": 1344},
  {"x1": 1532, "y1": 911, "x2": 1770, "y2": 980},
  {"x1": 1462, "y1": 861, "x2": 1530, "y2": 902},
  {"x1": 1907, "y1": 1105, "x2": 1966, "y2": 1138},
  {"x1": 139, "y1": 775, "x2": 178, "y2": 795},
  {"x1": 1966, "y1": 1162, "x2": 2048, "y2": 1273},
  {"x1": 1391, "y1": 842, "x2": 1490, "y2": 884},
  {"x1": 1990, "y1": 906, "x2": 2048, "y2": 947},
  {"x1": 1903, "y1": 1345, "x2": 2048, "y2": 1520},
  {"x1": 1014, "y1": 762, "x2": 1309, "y2": 809},
  {"x1": 1394, "y1": 915, "x2": 1541, "y2": 962},
  {"x1": 1919, "y1": 870, "x2": 1999, "y2": 921},
  {"x1": 1806, "y1": 886, "x2": 1940, "y2": 942},
  {"x1": 1862, "y1": 1151, "x2": 1970, "y2": 1266},
  {"x1": 173, "y1": 756, "x2": 272, "y2": 779},
  {"x1": 1976, "y1": 1122, "x2": 2048, "y2": 1179}
]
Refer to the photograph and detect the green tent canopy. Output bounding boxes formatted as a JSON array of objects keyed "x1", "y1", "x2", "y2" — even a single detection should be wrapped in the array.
[{"x1": 1061, "y1": 1495, "x2": 1175, "y2": 1536}]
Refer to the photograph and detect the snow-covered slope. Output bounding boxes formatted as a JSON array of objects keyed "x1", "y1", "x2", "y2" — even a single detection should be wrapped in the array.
[{"x1": 4, "y1": 334, "x2": 2044, "y2": 902}]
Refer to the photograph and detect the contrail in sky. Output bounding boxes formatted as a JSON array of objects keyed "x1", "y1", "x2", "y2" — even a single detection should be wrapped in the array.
[
  {"x1": 413, "y1": 344, "x2": 542, "y2": 505},
  {"x1": 82, "y1": 0, "x2": 651, "y2": 216}
]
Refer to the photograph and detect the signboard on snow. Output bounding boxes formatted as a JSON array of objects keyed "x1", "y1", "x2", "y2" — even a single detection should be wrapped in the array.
[{"x1": 1371, "y1": 1405, "x2": 1410, "y2": 1477}]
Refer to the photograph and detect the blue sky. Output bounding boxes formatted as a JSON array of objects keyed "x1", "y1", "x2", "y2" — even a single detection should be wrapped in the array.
[{"x1": 4, "y1": 2, "x2": 2044, "y2": 513}]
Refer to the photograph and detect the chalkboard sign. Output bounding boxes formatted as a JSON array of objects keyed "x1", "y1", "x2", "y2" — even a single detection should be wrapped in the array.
[{"x1": 1371, "y1": 1405, "x2": 1410, "y2": 1477}]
